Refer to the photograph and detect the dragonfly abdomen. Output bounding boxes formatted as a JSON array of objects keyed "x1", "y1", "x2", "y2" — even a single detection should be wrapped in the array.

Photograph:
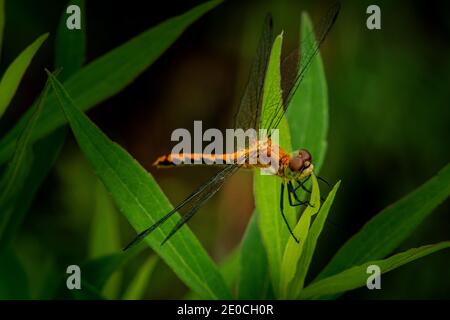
[
  {"x1": 154, "y1": 153, "x2": 238, "y2": 167},
  {"x1": 154, "y1": 143, "x2": 288, "y2": 171}
]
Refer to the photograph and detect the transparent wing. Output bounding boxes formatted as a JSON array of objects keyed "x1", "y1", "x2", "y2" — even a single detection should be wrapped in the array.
[
  {"x1": 124, "y1": 164, "x2": 240, "y2": 249},
  {"x1": 233, "y1": 14, "x2": 274, "y2": 131},
  {"x1": 261, "y1": 2, "x2": 340, "y2": 133}
]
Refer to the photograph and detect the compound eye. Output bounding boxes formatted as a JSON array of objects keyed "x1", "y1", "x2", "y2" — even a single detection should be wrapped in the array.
[
  {"x1": 289, "y1": 157, "x2": 303, "y2": 171},
  {"x1": 299, "y1": 149, "x2": 312, "y2": 162}
]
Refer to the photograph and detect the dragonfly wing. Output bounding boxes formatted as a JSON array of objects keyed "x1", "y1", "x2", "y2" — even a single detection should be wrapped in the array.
[
  {"x1": 161, "y1": 192, "x2": 215, "y2": 245},
  {"x1": 161, "y1": 164, "x2": 240, "y2": 244},
  {"x1": 262, "y1": 2, "x2": 341, "y2": 133},
  {"x1": 124, "y1": 165, "x2": 240, "y2": 250},
  {"x1": 233, "y1": 14, "x2": 274, "y2": 132}
]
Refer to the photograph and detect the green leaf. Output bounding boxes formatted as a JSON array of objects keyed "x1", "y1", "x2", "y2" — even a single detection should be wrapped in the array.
[
  {"x1": 317, "y1": 163, "x2": 450, "y2": 281},
  {"x1": 0, "y1": 33, "x2": 48, "y2": 119},
  {"x1": 299, "y1": 242, "x2": 450, "y2": 299},
  {"x1": 0, "y1": 0, "x2": 222, "y2": 164},
  {"x1": 291, "y1": 180, "x2": 340, "y2": 297},
  {"x1": 0, "y1": 0, "x2": 4, "y2": 59},
  {"x1": 238, "y1": 212, "x2": 272, "y2": 299},
  {"x1": 47, "y1": 72, "x2": 231, "y2": 299},
  {"x1": 123, "y1": 255, "x2": 158, "y2": 300},
  {"x1": 55, "y1": 0, "x2": 86, "y2": 81},
  {"x1": 259, "y1": 33, "x2": 292, "y2": 153},
  {"x1": 88, "y1": 181, "x2": 122, "y2": 299},
  {"x1": 280, "y1": 174, "x2": 320, "y2": 298},
  {"x1": 254, "y1": 33, "x2": 296, "y2": 297},
  {"x1": 287, "y1": 12, "x2": 329, "y2": 172},
  {"x1": 0, "y1": 76, "x2": 52, "y2": 249},
  {"x1": 89, "y1": 182, "x2": 122, "y2": 258}
]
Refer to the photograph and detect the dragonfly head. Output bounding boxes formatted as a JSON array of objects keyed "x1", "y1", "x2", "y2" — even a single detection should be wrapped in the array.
[{"x1": 289, "y1": 149, "x2": 314, "y2": 179}]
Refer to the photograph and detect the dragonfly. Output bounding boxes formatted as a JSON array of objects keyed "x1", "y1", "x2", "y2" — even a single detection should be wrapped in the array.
[{"x1": 124, "y1": 3, "x2": 340, "y2": 250}]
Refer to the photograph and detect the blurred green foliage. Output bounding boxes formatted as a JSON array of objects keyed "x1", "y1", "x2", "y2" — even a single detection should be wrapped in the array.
[{"x1": 0, "y1": 0, "x2": 448, "y2": 299}]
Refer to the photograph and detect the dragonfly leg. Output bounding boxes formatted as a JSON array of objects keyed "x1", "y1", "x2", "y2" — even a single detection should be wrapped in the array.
[
  {"x1": 297, "y1": 181, "x2": 311, "y2": 194},
  {"x1": 294, "y1": 175, "x2": 310, "y2": 192},
  {"x1": 288, "y1": 181, "x2": 314, "y2": 207},
  {"x1": 295, "y1": 179, "x2": 326, "y2": 202},
  {"x1": 317, "y1": 175, "x2": 331, "y2": 188},
  {"x1": 280, "y1": 183, "x2": 299, "y2": 243}
]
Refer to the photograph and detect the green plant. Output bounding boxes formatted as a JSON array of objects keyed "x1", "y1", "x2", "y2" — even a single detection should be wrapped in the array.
[
  {"x1": 0, "y1": 0, "x2": 224, "y2": 299},
  {"x1": 0, "y1": 0, "x2": 448, "y2": 300},
  {"x1": 236, "y1": 13, "x2": 450, "y2": 299},
  {"x1": 48, "y1": 10, "x2": 450, "y2": 300}
]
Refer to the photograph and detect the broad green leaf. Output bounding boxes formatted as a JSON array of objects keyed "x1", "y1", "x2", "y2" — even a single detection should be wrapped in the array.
[
  {"x1": 280, "y1": 174, "x2": 320, "y2": 298},
  {"x1": 258, "y1": 33, "x2": 292, "y2": 153},
  {"x1": 291, "y1": 180, "x2": 340, "y2": 297},
  {"x1": 0, "y1": 33, "x2": 48, "y2": 119},
  {"x1": 287, "y1": 13, "x2": 329, "y2": 173},
  {"x1": 0, "y1": 0, "x2": 4, "y2": 59},
  {"x1": 317, "y1": 163, "x2": 450, "y2": 281},
  {"x1": 0, "y1": 76, "x2": 52, "y2": 249},
  {"x1": 254, "y1": 33, "x2": 296, "y2": 297},
  {"x1": 89, "y1": 182, "x2": 121, "y2": 258},
  {"x1": 238, "y1": 212, "x2": 272, "y2": 299},
  {"x1": 55, "y1": 0, "x2": 86, "y2": 81},
  {"x1": 88, "y1": 181, "x2": 122, "y2": 299},
  {"x1": 299, "y1": 242, "x2": 450, "y2": 299},
  {"x1": 0, "y1": 0, "x2": 222, "y2": 164},
  {"x1": 0, "y1": 248, "x2": 30, "y2": 299},
  {"x1": 47, "y1": 73, "x2": 231, "y2": 299},
  {"x1": 123, "y1": 255, "x2": 158, "y2": 300}
]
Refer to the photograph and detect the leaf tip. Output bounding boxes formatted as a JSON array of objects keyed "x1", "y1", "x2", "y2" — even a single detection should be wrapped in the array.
[{"x1": 37, "y1": 32, "x2": 50, "y2": 44}]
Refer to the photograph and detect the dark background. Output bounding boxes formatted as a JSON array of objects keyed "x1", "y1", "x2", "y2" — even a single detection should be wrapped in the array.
[{"x1": 0, "y1": 0, "x2": 449, "y2": 299}]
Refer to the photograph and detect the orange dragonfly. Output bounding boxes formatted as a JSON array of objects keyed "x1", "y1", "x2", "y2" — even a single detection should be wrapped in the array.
[{"x1": 125, "y1": 3, "x2": 340, "y2": 249}]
